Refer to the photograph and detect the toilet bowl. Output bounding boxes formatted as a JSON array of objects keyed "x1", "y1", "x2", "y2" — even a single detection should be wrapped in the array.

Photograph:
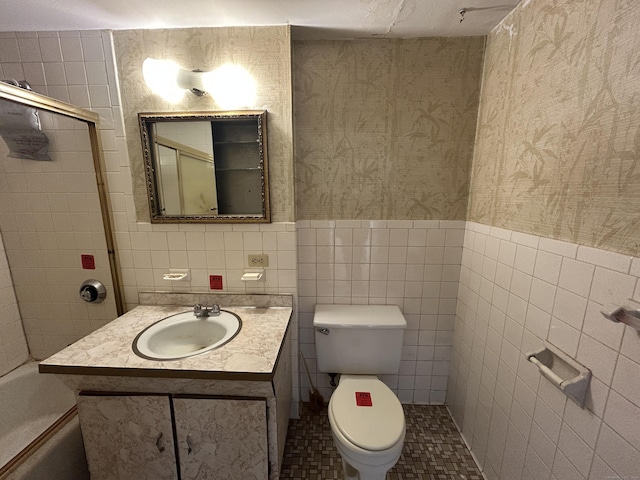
[
  {"x1": 313, "y1": 304, "x2": 407, "y2": 480},
  {"x1": 328, "y1": 375, "x2": 405, "y2": 480}
]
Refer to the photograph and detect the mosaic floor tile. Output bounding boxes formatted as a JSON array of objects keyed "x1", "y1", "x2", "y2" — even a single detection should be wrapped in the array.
[{"x1": 280, "y1": 404, "x2": 482, "y2": 480}]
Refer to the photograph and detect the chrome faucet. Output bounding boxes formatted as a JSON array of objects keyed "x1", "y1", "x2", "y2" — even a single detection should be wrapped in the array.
[{"x1": 193, "y1": 304, "x2": 220, "y2": 318}]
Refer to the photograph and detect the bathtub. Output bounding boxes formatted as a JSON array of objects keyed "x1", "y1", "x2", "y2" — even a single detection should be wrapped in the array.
[{"x1": 0, "y1": 362, "x2": 89, "y2": 480}]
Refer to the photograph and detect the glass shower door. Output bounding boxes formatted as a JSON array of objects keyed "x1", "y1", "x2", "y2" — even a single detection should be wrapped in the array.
[{"x1": 0, "y1": 95, "x2": 120, "y2": 360}]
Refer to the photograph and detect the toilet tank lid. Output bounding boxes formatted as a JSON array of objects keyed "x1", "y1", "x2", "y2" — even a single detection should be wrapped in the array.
[{"x1": 313, "y1": 305, "x2": 407, "y2": 328}]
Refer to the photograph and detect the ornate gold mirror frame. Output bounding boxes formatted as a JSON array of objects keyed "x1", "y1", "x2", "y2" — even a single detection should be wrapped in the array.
[{"x1": 139, "y1": 110, "x2": 270, "y2": 223}]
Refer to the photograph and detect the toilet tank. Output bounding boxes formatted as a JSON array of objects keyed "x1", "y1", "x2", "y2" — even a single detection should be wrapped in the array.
[{"x1": 313, "y1": 305, "x2": 406, "y2": 375}]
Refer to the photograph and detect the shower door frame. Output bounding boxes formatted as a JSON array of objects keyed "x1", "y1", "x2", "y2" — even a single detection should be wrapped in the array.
[{"x1": 0, "y1": 81, "x2": 125, "y2": 315}]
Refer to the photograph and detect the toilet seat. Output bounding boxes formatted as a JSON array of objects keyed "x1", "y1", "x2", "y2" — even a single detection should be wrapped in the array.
[{"x1": 329, "y1": 375, "x2": 405, "y2": 452}]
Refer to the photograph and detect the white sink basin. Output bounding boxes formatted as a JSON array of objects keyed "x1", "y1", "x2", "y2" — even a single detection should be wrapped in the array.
[{"x1": 133, "y1": 310, "x2": 242, "y2": 360}]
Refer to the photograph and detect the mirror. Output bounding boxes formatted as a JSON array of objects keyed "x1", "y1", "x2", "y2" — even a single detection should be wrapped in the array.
[{"x1": 139, "y1": 110, "x2": 270, "y2": 223}]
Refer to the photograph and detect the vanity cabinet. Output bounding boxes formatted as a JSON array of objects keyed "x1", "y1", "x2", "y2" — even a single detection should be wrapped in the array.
[
  {"x1": 39, "y1": 301, "x2": 293, "y2": 480},
  {"x1": 77, "y1": 395, "x2": 175, "y2": 480},
  {"x1": 173, "y1": 396, "x2": 268, "y2": 479},
  {"x1": 77, "y1": 394, "x2": 268, "y2": 480}
]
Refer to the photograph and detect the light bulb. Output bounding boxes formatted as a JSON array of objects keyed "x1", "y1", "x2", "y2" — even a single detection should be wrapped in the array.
[
  {"x1": 142, "y1": 58, "x2": 185, "y2": 103},
  {"x1": 202, "y1": 64, "x2": 257, "y2": 109}
]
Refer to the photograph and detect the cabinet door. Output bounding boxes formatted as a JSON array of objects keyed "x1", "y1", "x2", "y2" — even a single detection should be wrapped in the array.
[
  {"x1": 173, "y1": 397, "x2": 268, "y2": 480},
  {"x1": 77, "y1": 394, "x2": 178, "y2": 480}
]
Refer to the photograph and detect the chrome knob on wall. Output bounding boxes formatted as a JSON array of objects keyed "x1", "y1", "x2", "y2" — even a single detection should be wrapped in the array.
[{"x1": 79, "y1": 279, "x2": 107, "y2": 303}]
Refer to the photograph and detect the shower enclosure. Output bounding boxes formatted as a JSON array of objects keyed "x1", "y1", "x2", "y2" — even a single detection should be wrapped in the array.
[
  {"x1": 0, "y1": 80, "x2": 123, "y2": 363},
  {"x1": 0, "y1": 81, "x2": 123, "y2": 478}
]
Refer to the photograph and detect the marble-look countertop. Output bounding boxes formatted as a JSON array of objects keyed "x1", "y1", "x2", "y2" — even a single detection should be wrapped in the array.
[{"x1": 39, "y1": 305, "x2": 292, "y2": 381}]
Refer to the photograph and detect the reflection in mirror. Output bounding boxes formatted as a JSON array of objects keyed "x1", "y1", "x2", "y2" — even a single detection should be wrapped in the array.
[{"x1": 139, "y1": 110, "x2": 269, "y2": 223}]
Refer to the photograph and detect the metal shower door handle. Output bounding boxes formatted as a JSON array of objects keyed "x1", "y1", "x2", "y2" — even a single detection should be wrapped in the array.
[{"x1": 79, "y1": 279, "x2": 106, "y2": 303}]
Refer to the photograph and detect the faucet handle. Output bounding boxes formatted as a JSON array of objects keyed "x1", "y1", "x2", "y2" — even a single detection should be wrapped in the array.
[
  {"x1": 193, "y1": 304, "x2": 208, "y2": 317},
  {"x1": 193, "y1": 303, "x2": 220, "y2": 318}
]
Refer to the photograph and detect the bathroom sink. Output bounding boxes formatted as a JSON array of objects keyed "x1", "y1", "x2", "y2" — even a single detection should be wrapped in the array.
[{"x1": 133, "y1": 310, "x2": 242, "y2": 360}]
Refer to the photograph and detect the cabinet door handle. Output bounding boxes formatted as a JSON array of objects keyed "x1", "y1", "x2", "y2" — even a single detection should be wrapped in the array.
[
  {"x1": 186, "y1": 434, "x2": 195, "y2": 455},
  {"x1": 155, "y1": 432, "x2": 165, "y2": 453}
]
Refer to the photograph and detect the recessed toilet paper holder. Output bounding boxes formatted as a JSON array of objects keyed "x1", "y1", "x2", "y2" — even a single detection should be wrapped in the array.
[{"x1": 527, "y1": 343, "x2": 591, "y2": 408}]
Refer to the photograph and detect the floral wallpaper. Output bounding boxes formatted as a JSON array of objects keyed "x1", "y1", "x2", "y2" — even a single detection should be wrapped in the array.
[
  {"x1": 468, "y1": 0, "x2": 640, "y2": 256},
  {"x1": 113, "y1": 26, "x2": 295, "y2": 223},
  {"x1": 293, "y1": 37, "x2": 485, "y2": 220}
]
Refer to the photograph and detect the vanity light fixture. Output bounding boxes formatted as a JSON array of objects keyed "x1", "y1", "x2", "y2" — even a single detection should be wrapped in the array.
[{"x1": 142, "y1": 58, "x2": 257, "y2": 108}]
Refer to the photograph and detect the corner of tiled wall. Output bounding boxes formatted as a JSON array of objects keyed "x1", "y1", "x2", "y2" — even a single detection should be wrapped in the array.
[{"x1": 448, "y1": 221, "x2": 640, "y2": 479}]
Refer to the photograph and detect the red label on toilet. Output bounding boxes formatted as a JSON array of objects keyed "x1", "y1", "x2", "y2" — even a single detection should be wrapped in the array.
[{"x1": 355, "y1": 392, "x2": 372, "y2": 407}]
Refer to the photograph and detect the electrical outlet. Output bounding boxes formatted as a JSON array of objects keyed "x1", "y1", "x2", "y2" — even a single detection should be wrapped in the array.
[{"x1": 248, "y1": 254, "x2": 269, "y2": 267}]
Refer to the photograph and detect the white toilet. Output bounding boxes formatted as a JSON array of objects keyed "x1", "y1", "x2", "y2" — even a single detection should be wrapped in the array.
[{"x1": 313, "y1": 304, "x2": 407, "y2": 480}]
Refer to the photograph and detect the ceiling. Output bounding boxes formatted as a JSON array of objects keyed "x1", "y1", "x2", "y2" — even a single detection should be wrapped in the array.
[{"x1": 0, "y1": 0, "x2": 520, "y2": 39}]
